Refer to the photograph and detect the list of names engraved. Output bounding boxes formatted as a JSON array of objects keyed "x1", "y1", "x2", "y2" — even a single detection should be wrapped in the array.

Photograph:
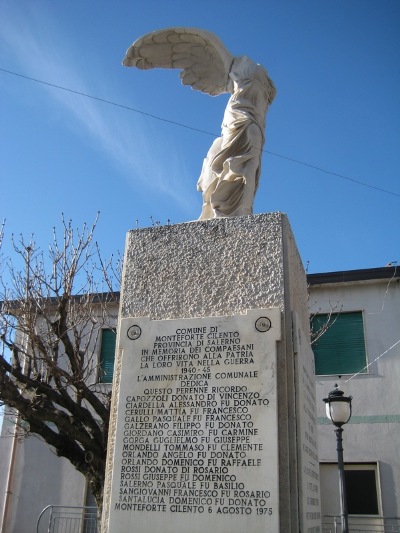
[{"x1": 108, "y1": 309, "x2": 281, "y2": 533}]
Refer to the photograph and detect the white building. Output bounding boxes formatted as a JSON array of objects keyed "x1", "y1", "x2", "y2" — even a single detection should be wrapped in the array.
[
  {"x1": 0, "y1": 313, "x2": 118, "y2": 533},
  {"x1": 1, "y1": 266, "x2": 399, "y2": 532},
  {"x1": 309, "y1": 266, "x2": 400, "y2": 530}
]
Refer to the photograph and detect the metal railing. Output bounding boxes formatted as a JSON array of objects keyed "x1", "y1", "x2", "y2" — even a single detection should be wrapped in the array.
[
  {"x1": 36, "y1": 505, "x2": 98, "y2": 533},
  {"x1": 322, "y1": 515, "x2": 400, "y2": 533},
  {"x1": 36, "y1": 508, "x2": 400, "y2": 533}
]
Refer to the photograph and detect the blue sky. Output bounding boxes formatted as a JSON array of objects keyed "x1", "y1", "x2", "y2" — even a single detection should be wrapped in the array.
[{"x1": 1, "y1": 0, "x2": 399, "y2": 274}]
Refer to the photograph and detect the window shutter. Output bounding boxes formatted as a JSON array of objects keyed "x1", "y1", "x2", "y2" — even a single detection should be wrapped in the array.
[
  {"x1": 312, "y1": 312, "x2": 366, "y2": 375},
  {"x1": 99, "y1": 329, "x2": 116, "y2": 383}
]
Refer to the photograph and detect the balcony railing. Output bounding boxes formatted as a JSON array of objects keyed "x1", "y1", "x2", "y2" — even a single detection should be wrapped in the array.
[
  {"x1": 36, "y1": 508, "x2": 400, "y2": 533},
  {"x1": 322, "y1": 515, "x2": 400, "y2": 533},
  {"x1": 36, "y1": 505, "x2": 98, "y2": 533}
]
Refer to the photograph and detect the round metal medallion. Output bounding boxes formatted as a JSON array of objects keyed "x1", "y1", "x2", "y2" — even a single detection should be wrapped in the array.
[
  {"x1": 127, "y1": 325, "x2": 142, "y2": 340},
  {"x1": 255, "y1": 317, "x2": 272, "y2": 332}
]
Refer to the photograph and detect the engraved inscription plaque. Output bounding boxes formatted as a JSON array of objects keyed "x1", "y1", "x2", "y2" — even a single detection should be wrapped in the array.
[{"x1": 106, "y1": 308, "x2": 281, "y2": 533}]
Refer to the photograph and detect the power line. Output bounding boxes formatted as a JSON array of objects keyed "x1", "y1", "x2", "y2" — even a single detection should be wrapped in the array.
[
  {"x1": 1, "y1": 66, "x2": 399, "y2": 199},
  {"x1": 264, "y1": 150, "x2": 400, "y2": 198},
  {"x1": 344, "y1": 338, "x2": 400, "y2": 383},
  {"x1": 0, "y1": 68, "x2": 217, "y2": 137}
]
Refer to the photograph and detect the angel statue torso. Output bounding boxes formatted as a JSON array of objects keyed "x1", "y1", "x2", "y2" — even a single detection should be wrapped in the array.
[{"x1": 123, "y1": 28, "x2": 276, "y2": 220}]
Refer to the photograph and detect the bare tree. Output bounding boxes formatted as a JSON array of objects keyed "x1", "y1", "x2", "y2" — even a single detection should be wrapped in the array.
[
  {"x1": 0, "y1": 215, "x2": 120, "y2": 514},
  {"x1": 309, "y1": 304, "x2": 341, "y2": 345}
]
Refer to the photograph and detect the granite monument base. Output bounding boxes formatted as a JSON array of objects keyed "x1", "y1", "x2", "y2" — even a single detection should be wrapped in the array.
[{"x1": 102, "y1": 213, "x2": 321, "y2": 533}]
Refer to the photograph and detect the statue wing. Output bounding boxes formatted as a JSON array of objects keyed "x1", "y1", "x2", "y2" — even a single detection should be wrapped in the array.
[{"x1": 123, "y1": 27, "x2": 234, "y2": 96}]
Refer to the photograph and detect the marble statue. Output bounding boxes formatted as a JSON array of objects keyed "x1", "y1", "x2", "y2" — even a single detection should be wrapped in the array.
[{"x1": 123, "y1": 27, "x2": 276, "y2": 219}]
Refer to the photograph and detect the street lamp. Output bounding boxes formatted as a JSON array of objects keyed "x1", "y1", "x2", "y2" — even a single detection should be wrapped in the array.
[{"x1": 323, "y1": 384, "x2": 352, "y2": 533}]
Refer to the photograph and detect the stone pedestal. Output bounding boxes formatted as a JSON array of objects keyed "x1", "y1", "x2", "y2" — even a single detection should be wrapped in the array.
[{"x1": 102, "y1": 213, "x2": 321, "y2": 533}]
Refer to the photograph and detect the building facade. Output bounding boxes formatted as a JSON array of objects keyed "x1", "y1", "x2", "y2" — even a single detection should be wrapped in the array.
[{"x1": 309, "y1": 266, "x2": 400, "y2": 529}]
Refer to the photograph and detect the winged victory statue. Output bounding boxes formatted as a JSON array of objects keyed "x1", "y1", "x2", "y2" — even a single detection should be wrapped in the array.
[{"x1": 123, "y1": 28, "x2": 276, "y2": 220}]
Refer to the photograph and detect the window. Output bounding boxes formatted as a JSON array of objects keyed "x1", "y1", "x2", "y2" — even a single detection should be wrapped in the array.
[
  {"x1": 320, "y1": 463, "x2": 381, "y2": 516},
  {"x1": 99, "y1": 329, "x2": 116, "y2": 383},
  {"x1": 311, "y1": 311, "x2": 366, "y2": 375},
  {"x1": 345, "y1": 466, "x2": 379, "y2": 515}
]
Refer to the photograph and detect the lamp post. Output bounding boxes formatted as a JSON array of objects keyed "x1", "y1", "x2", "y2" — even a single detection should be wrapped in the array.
[{"x1": 323, "y1": 385, "x2": 352, "y2": 533}]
